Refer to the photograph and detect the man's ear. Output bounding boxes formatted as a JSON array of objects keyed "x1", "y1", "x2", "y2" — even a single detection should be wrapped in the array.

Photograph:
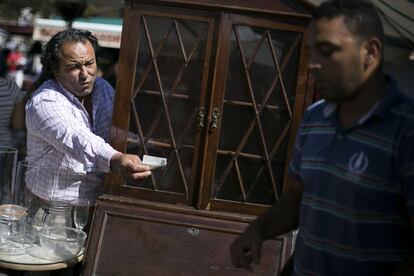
[{"x1": 363, "y1": 37, "x2": 382, "y2": 70}]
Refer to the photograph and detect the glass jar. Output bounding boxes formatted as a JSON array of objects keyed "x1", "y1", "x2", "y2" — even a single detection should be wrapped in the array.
[
  {"x1": 42, "y1": 205, "x2": 72, "y2": 228},
  {"x1": 0, "y1": 204, "x2": 28, "y2": 254}
]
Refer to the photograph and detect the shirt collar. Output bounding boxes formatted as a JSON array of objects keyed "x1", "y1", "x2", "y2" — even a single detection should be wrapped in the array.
[
  {"x1": 323, "y1": 102, "x2": 337, "y2": 117},
  {"x1": 56, "y1": 80, "x2": 81, "y2": 104},
  {"x1": 55, "y1": 79, "x2": 98, "y2": 106}
]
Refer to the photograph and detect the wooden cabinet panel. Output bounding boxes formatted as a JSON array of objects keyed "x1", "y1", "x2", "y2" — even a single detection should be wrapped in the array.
[{"x1": 83, "y1": 196, "x2": 292, "y2": 276}]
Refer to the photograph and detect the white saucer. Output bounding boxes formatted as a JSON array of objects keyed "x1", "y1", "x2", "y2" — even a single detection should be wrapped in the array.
[
  {"x1": 26, "y1": 244, "x2": 84, "y2": 262},
  {"x1": 26, "y1": 244, "x2": 65, "y2": 261},
  {"x1": 0, "y1": 238, "x2": 32, "y2": 255}
]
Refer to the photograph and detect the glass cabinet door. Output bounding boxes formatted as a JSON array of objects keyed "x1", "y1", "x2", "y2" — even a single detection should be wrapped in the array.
[
  {"x1": 202, "y1": 14, "x2": 307, "y2": 212},
  {"x1": 123, "y1": 10, "x2": 216, "y2": 204},
  {"x1": 111, "y1": 8, "x2": 310, "y2": 213}
]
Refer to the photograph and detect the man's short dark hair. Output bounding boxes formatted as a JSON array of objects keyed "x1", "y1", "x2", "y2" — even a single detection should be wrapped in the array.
[
  {"x1": 41, "y1": 29, "x2": 99, "y2": 79},
  {"x1": 313, "y1": 0, "x2": 384, "y2": 44}
]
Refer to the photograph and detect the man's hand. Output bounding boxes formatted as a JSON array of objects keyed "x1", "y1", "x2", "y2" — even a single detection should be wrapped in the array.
[
  {"x1": 110, "y1": 152, "x2": 152, "y2": 181},
  {"x1": 229, "y1": 182, "x2": 303, "y2": 271},
  {"x1": 230, "y1": 223, "x2": 263, "y2": 270}
]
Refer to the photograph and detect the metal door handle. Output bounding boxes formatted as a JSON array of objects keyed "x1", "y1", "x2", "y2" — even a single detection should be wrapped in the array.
[
  {"x1": 210, "y1": 107, "x2": 220, "y2": 131},
  {"x1": 197, "y1": 107, "x2": 206, "y2": 128}
]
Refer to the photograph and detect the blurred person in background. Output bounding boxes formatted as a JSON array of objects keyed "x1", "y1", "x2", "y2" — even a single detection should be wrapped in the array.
[
  {"x1": 0, "y1": 29, "x2": 9, "y2": 78},
  {"x1": 99, "y1": 48, "x2": 119, "y2": 88},
  {"x1": 24, "y1": 41, "x2": 43, "y2": 84},
  {"x1": 6, "y1": 44, "x2": 26, "y2": 88},
  {"x1": 0, "y1": 52, "x2": 25, "y2": 149}
]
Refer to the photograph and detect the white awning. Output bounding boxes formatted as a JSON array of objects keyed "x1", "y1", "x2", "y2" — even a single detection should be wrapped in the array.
[
  {"x1": 33, "y1": 18, "x2": 122, "y2": 48},
  {"x1": 304, "y1": 0, "x2": 414, "y2": 45}
]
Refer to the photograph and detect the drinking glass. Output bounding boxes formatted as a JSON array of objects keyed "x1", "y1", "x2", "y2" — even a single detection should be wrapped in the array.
[
  {"x1": 14, "y1": 161, "x2": 31, "y2": 209},
  {"x1": 73, "y1": 204, "x2": 90, "y2": 231},
  {"x1": 0, "y1": 146, "x2": 18, "y2": 205},
  {"x1": 13, "y1": 161, "x2": 43, "y2": 245}
]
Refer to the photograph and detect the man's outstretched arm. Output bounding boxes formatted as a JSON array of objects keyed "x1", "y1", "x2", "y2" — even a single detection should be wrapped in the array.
[{"x1": 230, "y1": 180, "x2": 303, "y2": 270}]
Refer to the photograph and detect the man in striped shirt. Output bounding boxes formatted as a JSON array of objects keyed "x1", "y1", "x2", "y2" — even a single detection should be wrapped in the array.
[
  {"x1": 0, "y1": 76, "x2": 24, "y2": 147},
  {"x1": 25, "y1": 29, "x2": 152, "y2": 206},
  {"x1": 230, "y1": 1, "x2": 414, "y2": 275}
]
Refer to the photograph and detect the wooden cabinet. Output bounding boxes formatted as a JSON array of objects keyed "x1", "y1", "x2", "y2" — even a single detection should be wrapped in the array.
[{"x1": 83, "y1": 1, "x2": 314, "y2": 275}]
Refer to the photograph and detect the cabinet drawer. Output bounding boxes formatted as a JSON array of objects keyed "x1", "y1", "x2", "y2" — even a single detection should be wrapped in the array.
[{"x1": 83, "y1": 196, "x2": 291, "y2": 276}]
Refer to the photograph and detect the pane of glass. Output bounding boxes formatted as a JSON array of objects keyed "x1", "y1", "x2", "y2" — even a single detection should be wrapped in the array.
[
  {"x1": 281, "y1": 45, "x2": 300, "y2": 109},
  {"x1": 173, "y1": 24, "x2": 207, "y2": 99},
  {"x1": 136, "y1": 25, "x2": 158, "y2": 93},
  {"x1": 246, "y1": 169, "x2": 275, "y2": 204},
  {"x1": 177, "y1": 19, "x2": 207, "y2": 61},
  {"x1": 274, "y1": 135, "x2": 289, "y2": 162},
  {"x1": 146, "y1": 16, "x2": 174, "y2": 52},
  {"x1": 269, "y1": 29, "x2": 297, "y2": 63},
  {"x1": 219, "y1": 104, "x2": 254, "y2": 152},
  {"x1": 242, "y1": 124, "x2": 265, "y2": 156},
  {"x1": 156, "y1": 25, "x2": 184, "y2": 91},
  {"x1": 272, "y1": 152, "x2": 287, "y2": 197},
  {"x1": 157, "y1": 148, "x2": 193, "y2": 193},
  {"x1": 237, "y1": 25, "x2": 277, "y2": 105},
  {"x1": 260, "y1": 107, "x2": 291, "y2": 154},
  {"x1": 134, "y1": 93, "x2": 170, "y2": 144},
  {"x1": 238, "y1": 157, "x2": 276, "y2": 204},
  {"x1": 168, "y1": 97, "x2": 198, "y2": 147},
  {"x1": 224, "y1": 31, "x2": 251, "y2": 103},
  {"x1": 215, "y1": 155, "x2": 242, "y2": 201},
  {"x1": 267, "y1": 31, "x2": 299, "y2": 109}
]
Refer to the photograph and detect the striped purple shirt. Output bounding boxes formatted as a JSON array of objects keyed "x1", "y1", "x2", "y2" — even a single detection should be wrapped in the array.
[
  {"x1": 25, "y1": 77, "x2": 118, "y2": 204},
  {"x1": 289, "y1": 77, "x2": 414, "y2": 276}
]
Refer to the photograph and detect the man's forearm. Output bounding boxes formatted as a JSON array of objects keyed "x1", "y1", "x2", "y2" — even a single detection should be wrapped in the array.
[
  {"x1": 251, "y1": 190, "x2": 301, "y2": 240},
  {"x1": 230, "y1": 181, "x2": 302, "y2": 269}
]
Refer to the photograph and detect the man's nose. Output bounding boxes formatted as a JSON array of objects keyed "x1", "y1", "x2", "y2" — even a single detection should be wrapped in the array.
[
  {"x1": 80, "y1": 65, "x2": 88, "y2": 77},
  {"x1": 307, "y1": 51, "x2": 322, "y2": 71}
]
